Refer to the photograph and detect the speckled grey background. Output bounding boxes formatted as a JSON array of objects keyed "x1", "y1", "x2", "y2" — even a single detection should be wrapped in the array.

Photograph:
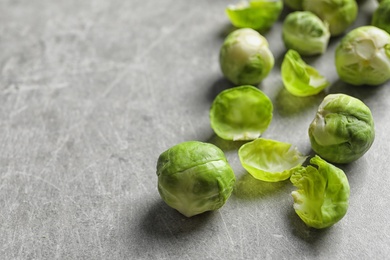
[{"x1": 1, "y1": 0, "x2": 389, "y2": 259}]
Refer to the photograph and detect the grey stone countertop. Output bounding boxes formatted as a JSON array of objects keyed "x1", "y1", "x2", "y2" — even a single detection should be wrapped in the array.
[{"x1": 1, "y1": 0, "x2": 389, "y2": 259}]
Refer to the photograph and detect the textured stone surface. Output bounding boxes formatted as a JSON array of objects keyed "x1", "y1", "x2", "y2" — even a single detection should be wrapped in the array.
[{"x1": 1, "y1": 0, "x2": 389, "y2": 259}]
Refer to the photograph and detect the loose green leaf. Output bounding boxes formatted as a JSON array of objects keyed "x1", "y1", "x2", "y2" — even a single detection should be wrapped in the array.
[
  {"x1": 210, "y1": 85, "x2": 273, "y2": 141},
  {"x1": 291, "y1": 155, "x2": 350, "y2": 229},
  {"x1": 239, "y1": 138, "x2": 307, "y2": 182},
  {"x1": 282, "y1": 49, "x2": 329, "y2": 97}
]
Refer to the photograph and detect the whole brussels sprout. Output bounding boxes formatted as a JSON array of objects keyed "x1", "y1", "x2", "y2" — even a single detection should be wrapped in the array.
[
  {"x1": 291, "y1": 155, "x2": 350, "y2": 229},
  {"x1": 308, "y1": 94, "x2": 375, "y2": 164},
  {"x1": 156, "y1": 141, "x2": 236, "y2": 217},
  {"x1": 226, "y1": 0, "x2": 283, "y2": 31},
  {"x1": 302, "y1": 0, "x2": 358, "y2": 36},
  {"x1": 335, "y1": 26, "x2": 390, "y2": 86},
  {"x1": 282, "y1": 11, "x2": 330, "y2": 56},
  {"x1": 372, "y1": 0, "x2": 390, "y2": 34},
  {"x1": 219, "y1": 28, "x2": 274, "y2": 85}
]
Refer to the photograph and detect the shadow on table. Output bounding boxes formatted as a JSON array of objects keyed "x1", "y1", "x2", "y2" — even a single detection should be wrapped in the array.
[
  {"x1": 140, "y1": 199, "x2": 214, "y2": 238},
  {"x1": 285, "y1": 207, "x2": 333, "y2": 245},
  {"x1": 233, "y1": 172, "x2": 290, "y2": 200}
]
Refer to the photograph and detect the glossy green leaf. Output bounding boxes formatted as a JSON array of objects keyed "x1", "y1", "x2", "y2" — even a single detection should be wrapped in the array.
[
  {"x1": 281, "y1": 49, "x2": 329, "y2": 97},
  {"x1": 226, "y1": 0, "x2": 283, "y2": 31},
  {"x1": 210, "y1": 85, "x2": 273, "y2": 141},
  {"x1": 291, "y1": 155, "x2": 350, "y2": 229},
  {"x1": 239, "y1": 138, "x2": 307, "y2": 182}
]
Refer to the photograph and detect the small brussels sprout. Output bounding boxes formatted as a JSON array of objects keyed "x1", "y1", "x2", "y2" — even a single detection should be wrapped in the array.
[
  {"x1": 302, "y1": 0, "x2": 358, "y2": 36},
  {"x1": 284, "y1": 0, "x2": 303, "y2": 10},
  {"x1": 291, "y1": 155, "x2": 350, "y2": 229},
  {"x1": 219, "y1": 28, "x2": 275, "y2": 85},
  {"x1": 238, "y1": 138, "x2": 307, "y2": 182},
  {"x1": 372, "y1": 0, "x2": 390, "y2": 34},
  {"x1": 281, "y1": 49, "x2": 329, "y2": 97},
  {"x1": 282, "y1": 11, "x2": 330, "y2": 56},
  {"x1": 156, "y1": 141, "x2": 236, "y2": 217},
  {"x1": 210, "y1": 85, "x2": 273, "y2": 141},
  {"x1": 335, "y1": 26, "x2": 390, "y2": 86},
  {"x1": 308, "y1": 94, "x2": 375, "y2": 164},
  {"x1": 226, "y1": 0, "x2": 283, "y2": 31}
]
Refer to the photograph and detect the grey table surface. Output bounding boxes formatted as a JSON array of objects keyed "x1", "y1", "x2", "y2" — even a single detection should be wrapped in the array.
[{"x1": 1, "y1": 0, "x2": 389, "y2": 259}]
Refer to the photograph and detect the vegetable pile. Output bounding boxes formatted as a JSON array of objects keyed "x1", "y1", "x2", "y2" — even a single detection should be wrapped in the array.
[{"x1": 156, "y1": 0, "x2": 388, "y2": 229}]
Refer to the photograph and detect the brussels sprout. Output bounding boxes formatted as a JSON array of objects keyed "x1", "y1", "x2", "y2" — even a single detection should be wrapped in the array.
[
  {"x1": 219, "y1": 28, "x2": 275, "y2": 85},
  {"x1": 156, "y1": 141, "x2": 236, "y2": 217},
  {"x1": 210, "y1": 85, "x2": 273, "y2": 141},
  {"x1": 282, "y1": 11, "x2": 330, "y2": 56},
  {"x1": 335, "y1": 26, "x2": 390, "y2": 86},
  {"x1": 226, "y1": 0, "x2": 283, "y2": 31},
  {"x1": 291, "y1": 155, "x2": 350, "y2": 229},
  {"x1": 308, "y1": 94, "x2": 375, "y2": 164},
  {"x1": 302, "y1": 0, "x2": 358, "y2": 36},
  {"x1": 238, "y1": 138, "x2": 307, "y2": 182},
  {"x1": 372, "y1": 0, "x2": 390, "y2": 34},
  {"x1": 281, "y1": 49, "x2": 329, "y2": 97},
  {"x1": 284, "y1": 0, "x2": 303, "y2": 10}
]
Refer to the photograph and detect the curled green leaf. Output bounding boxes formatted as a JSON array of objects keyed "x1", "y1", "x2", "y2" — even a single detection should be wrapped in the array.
[{"x1": 239, "y1": 138, "x2": 307, "y2": 182}]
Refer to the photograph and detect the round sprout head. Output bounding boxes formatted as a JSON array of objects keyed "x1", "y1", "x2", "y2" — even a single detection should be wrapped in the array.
[
  {"x1": 335, "y1": 26, "x2": 390, "y2": 86},
  {"x1": 282, "y1": 11, "x2": 330, "y2": 56},
  {"x1": 372, "y1": 0, "x2": 390, "y2": 35},
  {"x1": 302, "y1": 0, "x2": 357, "y2": 36},
  {"x1": 281, "y1": 49, "x2": 329, "y2": 97},
  {"x1": 291, "y1": 155, "x2": 350, "y2": 229},
  {"x1": 210, "y1": 85, "x2": 273, "y2": 141},
  {"x1": 219, "y1": 28, "x2": 274, "y2": 85},
  {"x1": 238, "y1": 138, "x2": 307, "y2": 182},
  {"x1": 308, "y1": 94, "x2": 375, "y2": 164},
  {"x1": 156, "y1": 141, "x2": 236, "y2": 217},
  {"x1": 226, "y1": 0, "x2": 283, "y2": 31}
]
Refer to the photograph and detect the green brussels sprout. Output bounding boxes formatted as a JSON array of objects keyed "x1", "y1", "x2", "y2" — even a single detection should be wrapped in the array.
[
  {"x1": 284, "y1": 0, "x2": 303, "y2": 10},
  {"x1": 219, "y1": 28, "x2": 275, "y2": 85},
  {"x1": 238, "y1": 138, "x2": 307, "y2": 182},
  {"x1": 210, "y1": 85, "x2": 273, "y2": 141},
  {"x1": 226, "y1": 0, "x2": 283, "y2": 31},
  {"x1": 372, "y1": 0, "x2": 390, "y2": 34},
  {"x1": 291, "y1": 155, "x2": 350, "y2": 229},
  {"x1": 302, "y1": 0, "x2": 358, "y2": 36},
  {"x1": 281, "y1": 49, "x2": 329, "y2": 97},
  {"x1": 282, "y1": 11, "x2": 330, "y2": 56},
  {"x1": 156, "y1": 141, "x2": 236, "y2": 217},
  {"x1": 335, "y1": 26, "x2": 390, "y2": 86},
  {"x1": 308, "y1": 94, "x2": 375, "y2": 164}
]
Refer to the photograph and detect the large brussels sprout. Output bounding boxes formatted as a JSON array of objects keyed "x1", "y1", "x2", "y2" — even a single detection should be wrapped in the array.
[
  {"x1": 238, "y1": 138, "x2": 307, "y2": 182},
  {"x1": 219, "y1": 28, "x2": 274, "y2": 85},
  {"x1": 308, "y1": 94, "x2": 375, "y2": 164},
  {"x1": 281, "y1": 49, "x2": 329, "y2": 97},
  {"x1": 291, "y1": 155, "x2": 350, "y2": 229},
  {"x1": 372, "y1": 0, "x2": 390, "y2": 34},
  {"x1": 302, "y1": 0, "x2": 358, "y2": 36},
  {"x1": 157, "y1": 141, "x2": 236, "y2": 217},
  {"x1": 210, "y1": 85, "x2": 273, "y2": 141},
  {"x1": 282, "y1": 11, "x2": 330, "y2": 56},
  {"x1": 335, "y1": 26, "x2": 390, "y2": 86},
  {"x1": 226, "y1": 0, "x2": 283, "y2": 31}
]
